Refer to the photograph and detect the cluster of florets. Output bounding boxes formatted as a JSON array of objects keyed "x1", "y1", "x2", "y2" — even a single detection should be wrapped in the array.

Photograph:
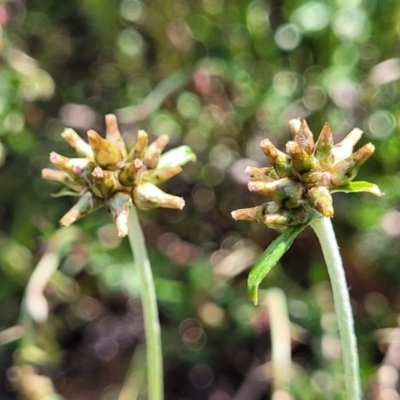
[
  {"x1": 42, "y1": 114, "x2": 194, "y2": 236},
  {"x1": 232, "y1": 118, "x2": 377, "y2": 230}
]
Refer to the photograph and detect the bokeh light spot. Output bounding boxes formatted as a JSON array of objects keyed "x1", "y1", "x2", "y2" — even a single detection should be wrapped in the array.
[
  {"x1": 246, "y1": 2, "x2": 270, "y2": 36},
  {"x1": 188, "y1": 15, "x2": 215, "y2": 42},
  {"x1": 332, "y1": 43, "x2": 360, "y2": 66},
  {"x1": 201, "y1": 165, "x2": 225, "y2": 187},
  {"x1": 59, "y1": 103, "x2": 97, "y2": 130},
  {"x1": 179, "y1": 318, "x2": 206, "y2": 351},
  {"x1": 117, "y1": 28, "x2": 144, "y2": 57},
  {"x1": 199, "y1": 302, "x2": 225, "y2": 327},
  {"x1": 149, "y1": 112, "x2": 182, "y2": 141},
  {"x1": 94, "y1": 337, "x2": 118, "y2": 362},
  {"x1": 291, "y1": 2, "x2": 330, "y2": 33},
  {"x1": 230, "y1": 158, "x2": 258, "y2": 184},
  {"x1": 208, "y1": 390, "x2": 231, "y2": 400},
  {"x1": 177, "y1": 92, "x2": 202, "y2": 119},
  {"x1": 184, "y1": 127, "x2": 209, "y2": 152},
  {"x1": 202, "y1": 0, "x2": 224, "y2": 15},
  {"x1": 274, "y1": 23, "x2": 302, "y2": 51},
  {"x1": 272, "y1": 390, "x2": 293, "y2": 400},
  {"x1": 364, "y1": 292, "x2": 389, "y2": 317},
  {"x1": 190, "y1": 364, "x2": 214, "y2": 389},
  {"x1": 209, "y1": 144, "x2": 234, "y2": 169},
  {"x1": 329, "y1": 81, "x2": 359, "y2": 108},
  {"x1": 381, "y1": 210, "x2": 400, "y2": 236},
  {"x1": 192, "y1": 183, "x2": 216, "y2": 212},
  {"x1": 97, "y1": 224, "x2": 122, "y2": 249},
  {"x1": 71, "y1": 297, "x2": 102, "y2": 322},
  {"x1": 303, "y1": 85, "x2": 327, "y2": 110},
  {"x1": 273, "y1": 70, "x2": 299, "y2": 97},
  {"x1": 367, "y1": 110, "x2": 395, "y2": 139},
  {"x1": 332, "y1": 7, "x2": 369, "y2": 41},
  {"x1": 120, "y1": 0, "x2": 144, "y2": 22},
  {"x1": 4, "y1": 112, "x2": 24, "y2": 133}
]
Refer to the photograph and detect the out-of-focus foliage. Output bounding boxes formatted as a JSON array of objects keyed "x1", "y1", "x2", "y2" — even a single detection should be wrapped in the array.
[{"x1": 1, "y1": 0, "x2": 400, "y2": 399}]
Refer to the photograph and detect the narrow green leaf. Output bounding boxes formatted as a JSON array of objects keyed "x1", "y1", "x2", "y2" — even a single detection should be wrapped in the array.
[
  {"x1": 248, "y1": 224, "x2": 308, "y2": 305},
  {"x1": 331, "y1": 181, "x2": 384, "y2": 197},
  {"x1": 51, "y1": 189, "x2": 81, "y2": 197},
  {"x1": 158, "y1": 145, "x2": 196, "y2": 169}
]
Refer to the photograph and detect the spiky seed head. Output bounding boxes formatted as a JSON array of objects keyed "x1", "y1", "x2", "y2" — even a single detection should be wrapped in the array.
[
  {"x1": 232, "y1": 119, "x2": 382, "y2": 230},
  {"x1": 43, "y1": 114, "x2": 195, "y2": 236}
]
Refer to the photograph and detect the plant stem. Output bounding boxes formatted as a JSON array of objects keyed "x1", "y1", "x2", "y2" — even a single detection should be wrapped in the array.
[
  {"x1": 127, "y1": 207, "x2": 163, "y2": 400},
  {"x1": 263, "y1": 288, "x2": 291, "y2": 392},
  {"x1": 310, "y1": 217, "x2": 362, "y2": 400}
]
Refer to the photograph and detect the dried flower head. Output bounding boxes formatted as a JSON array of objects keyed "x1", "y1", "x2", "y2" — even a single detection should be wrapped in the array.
[
  {"x1": 232, "y1": 118, "x2": 383, "y2": 230},
  {"x1": 43, "y1": 114, "x2": 196, "y2": 236}
]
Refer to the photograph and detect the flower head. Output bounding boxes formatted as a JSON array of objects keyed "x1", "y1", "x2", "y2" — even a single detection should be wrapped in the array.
[
  {"x1": 232, "y1": 118, "x2": 383, "y2": 230},
  {"x1": 43, "y1": 114, "x2": 195, "y2": 236}
]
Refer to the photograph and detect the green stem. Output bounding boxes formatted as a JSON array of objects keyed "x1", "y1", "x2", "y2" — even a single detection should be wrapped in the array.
[
  {"x1": 127, "y1": 207, "x2": 163, "y2": 400},
  {"x1": 310, "y1": 217, "x2": 361, "y2": 400},
  {"x1": 264, "y1": 288, "x2": 291, "y2": 392}
]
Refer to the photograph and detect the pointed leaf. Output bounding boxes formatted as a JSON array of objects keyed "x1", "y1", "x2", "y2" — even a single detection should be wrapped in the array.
[
  {"x1": 248, "y1": 224, "x2": 308, "y2": 304},
  {"x1": 331, "y1": 181, "x2": 384, "y2": 196},
  {"x1": 51, "y1": 188, "x2": 81, "y2": 197},
  {"x1": 158, "y1": 145, "x2": 196, "y2": 169}
]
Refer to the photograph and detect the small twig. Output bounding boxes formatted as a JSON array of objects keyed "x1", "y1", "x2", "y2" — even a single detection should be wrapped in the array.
[
  {"x1": 373, "y1": 317, "x2": 400, "y2": 399},
  {"x1": 263, "y1": 288, "x2": 292, "y2": 392},
  {"x1": 21, "y1": 227, "x2": 80, "y2": 324},
  {"x1": 118, "y1": 345, "x2": 146, "y2": 400},
  {"x1": 116, "y1": 69, "x2": 191, "y2": 124},
  {"x1": 0, "y1": 325, "x2": 25, "y2": 346}
]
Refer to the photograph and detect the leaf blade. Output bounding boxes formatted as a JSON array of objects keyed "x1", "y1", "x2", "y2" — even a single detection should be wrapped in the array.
[
  {"x1": 331, "y1": 181, "x2": 384, "y2": 196},
  {"x1": 158, "y1": 145, "x2": 196, "y2": 169},
  {"x1": 248, "y1": 224, "x2": 308, "y2": 304}
]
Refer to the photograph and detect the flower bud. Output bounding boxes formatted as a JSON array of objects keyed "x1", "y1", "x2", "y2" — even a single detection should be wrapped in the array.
[
  {"x1": 49, "y1": 152, "x2": 94, "y2": 181},
  {"x1": 232, "y1": 203, "x2": 278, "y2": 222},
  {"x1": 264, "y1": 206, "x2": 312, "y2": 228},
  {"x1": 91, "y1": 166, "x2": 121, "y2": 198},
  {"x1": 105, "y1": 114, "x2": 127, "y2": 158},
  {"x1": 332, "y1": 128, "x2": 363, "y2": 161},
  {"x1": 42, "y1": 168, "x2": 84, "y2": 192},
  {"x1": 118, "y1": 159, "x2": 143, "y2": 186},
  {"x1": 259, "y1": 139, "x2": 293, "y2": 178},
  {"x1": 128, "y1": 130, "x2": 148, "y2": 161},
  {"x1": 263, "y1": 213, "x2": 290, "y2": 229},
  {"x1": 307, "y1": 186, "x2": 333, "y2": 217},
  {"x1": 143, "y1": 134, "x2": 170, "y2": 169},
  {"x1": 245, "y1": 166, "x2": 275, "y2": 182},
  {"x1": 61, "y1": 128, "x2": 94, "y2": 158},
  {"x1": 248, "y1": 178, "x2": 304, "y2": 207},
  {"x1": 314, "y1": 122, "x2": 334, "y2": 168},
  {"x1": 142, "y1": 166, "x2": 182, "y2": 185},
  {"x1": 331, "y1": 143, "x2": 375, "y2": 186},
  {"x1": 133, "y1": 182, "x2": 185, "y2": 210},
  {"x1": 288, "y1": 118, "x2": 314, "y2": 154},
  {"x1": 60, "y1": 191, "x2": 104, "y2": 226},
  {"x1": 87, "y1": 129, "x2": 124, "y2": 170},
  {"x1": 286, "y1": 141, "x2": 319, "y2": 182},
  {"x1": 107, "y1": 191, "x2": 132, "y2": 237}
]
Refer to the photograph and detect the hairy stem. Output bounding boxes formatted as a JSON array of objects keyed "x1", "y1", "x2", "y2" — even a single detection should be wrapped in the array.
[
  {"x1": 127, "y1": 207, "x2": 163, "y2": 400},
  {"x1": 310, "y1": 217, "x2": 361, "y2": 400}
]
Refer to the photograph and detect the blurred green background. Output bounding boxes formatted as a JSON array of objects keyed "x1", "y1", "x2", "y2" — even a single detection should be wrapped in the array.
[{"x1": 0, "y1": 0, "x2": 400, "y2": 399}]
